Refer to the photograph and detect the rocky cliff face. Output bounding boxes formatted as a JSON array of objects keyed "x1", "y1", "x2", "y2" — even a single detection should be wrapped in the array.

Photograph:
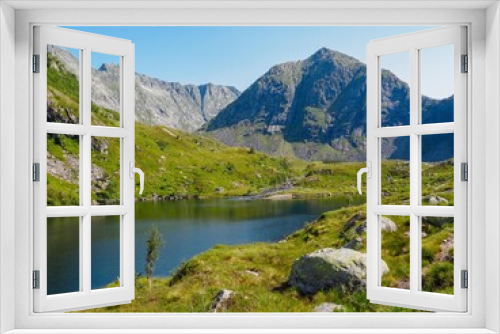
[
  {"x1": 49, "y1": 46, "x2": 240, "y2": 132},
  {"x1": 205, "y1": 48, "x2": 453, "y2": 162}
]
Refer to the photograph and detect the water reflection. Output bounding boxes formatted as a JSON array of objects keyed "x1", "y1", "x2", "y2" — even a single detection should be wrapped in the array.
[{"x1": 47, "y1": 197, "x2": 362, "y2": 294}]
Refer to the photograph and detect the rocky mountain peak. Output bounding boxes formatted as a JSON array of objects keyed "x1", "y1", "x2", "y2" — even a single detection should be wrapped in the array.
[
  {"x1": 49, "y1": 46, "x2": 240, "y2": 132},
  {"x1": 98, "y1": 63, "x2": 119, "y2": 72},
  {"x1": 205, "y1": 47, "x2": 453, "y2": 162}
]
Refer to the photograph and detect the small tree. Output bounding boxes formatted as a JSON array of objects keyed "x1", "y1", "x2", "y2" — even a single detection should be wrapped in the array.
[{"x1": 145, "y1": 226, "x2": 164, "y2": 290}]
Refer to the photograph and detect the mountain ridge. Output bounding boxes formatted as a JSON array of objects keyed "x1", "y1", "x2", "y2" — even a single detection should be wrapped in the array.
[
  {"x1": 204, "y1": 47, "x2": 454, "y2": 162},
  {"x1": 48, "y1": 46, "x2": 240, "y2": 132}
]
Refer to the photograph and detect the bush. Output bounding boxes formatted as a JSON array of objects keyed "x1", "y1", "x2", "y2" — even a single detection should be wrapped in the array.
[
  {"x1": 423, "y1": 262, "x2": 454, "y2": 292},
  {"x1": 421, "y1": 247, "x2": 434, "y2": 265}
]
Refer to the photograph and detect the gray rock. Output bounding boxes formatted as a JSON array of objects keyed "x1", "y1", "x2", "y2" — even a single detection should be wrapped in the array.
[
  {"x1": 215, "y1": 187, "x2": 225, "y2": 193},
  {"x1": 288, "y1": 248, "x2": 389, "y2": 295},
  {"x1": 245, "y1": 270, "x2": 260, "y2": 276},
  {"x1": 210, "y1": 289, "x2": 235, "y2": 312},
  {"x1": 313, "y1": 302, "x2": 345, "y2": 312},
  {"x1": 342, "y1": 237, "x2": 362, "y2": 250},
  {"x1": 49, "y1": 46, "x2": 240, "y2": 132},
  {"x1": 380, "y1": 216, "x2": 398, "y2": 232},
  {"x1": 355, "y1": 216, "x2": 397, "y2": 234},
  {"x1": 424, "y1": 195, "x2": 448, "y2": 205},
  {"x1": 423, "y1": 216, "x2": 454, "y2": 227}
]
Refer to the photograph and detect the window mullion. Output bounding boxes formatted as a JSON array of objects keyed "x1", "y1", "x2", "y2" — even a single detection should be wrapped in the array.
[
  {"x1": 409, "y1": 47, "x2": 420, "y2": 295},
  {"x1": 82, "y1": 48, "x2": 92, "y2": 294}
]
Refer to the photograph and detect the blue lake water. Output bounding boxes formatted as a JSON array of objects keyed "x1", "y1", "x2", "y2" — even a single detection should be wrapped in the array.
[{"x1": 47, "y1": 196, "x2": 361, "y2": 295}]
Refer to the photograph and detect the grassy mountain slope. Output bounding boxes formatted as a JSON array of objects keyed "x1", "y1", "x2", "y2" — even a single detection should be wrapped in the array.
[
  {"x1": 47, "y1": 48, "x2": 363, "y2": 204},
  {"x1": 82, "y1": 200, "x2": 453, "y2": 312},
  {"x1": 78, "y1": 158, "x2": 454, "y2": 313}
]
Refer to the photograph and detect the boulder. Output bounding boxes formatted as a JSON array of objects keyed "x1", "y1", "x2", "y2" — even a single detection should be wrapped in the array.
[
  {"x1": 288, "y1": 248, "x2": 389, "y2": 295},
  {"x1": 422, "y1": 216, "x2": 453, "y2": 227},
  {"x1": 344, "y1": 213, "x2": 365, "y2": 231},
  {"x1": 342, "y1": 237, "x2": 363, "y2": 250},
  {"x1": 354, "y1": 216, "x2": 397, "y2": 234},
  {"x1": 380, "y1": 216, "x2": 398, "y2": 232},
  {"x1": 210, "y1": 289, "x2": 235, "y2": 312},
  {"x1": 423, "y1": 195, "x2": 448, "y2": 205},
  {"x1": 313, "y1": 302, "x2": 345, "y2": 312}
]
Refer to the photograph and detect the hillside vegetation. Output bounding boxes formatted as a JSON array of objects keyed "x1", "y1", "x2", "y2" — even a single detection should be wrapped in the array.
[
  {"x1": 81, "y1": 196, "x2": 454, "y2": 312},
  {"x1": 77, "y1": 160, "x2": 454, "y2": 313},
  {"x1": 47, "y1": 52, "x2": 315, "y2": 204},
  {"x1": 47, "y1": 48, "x2": 455, "y2": 313}
]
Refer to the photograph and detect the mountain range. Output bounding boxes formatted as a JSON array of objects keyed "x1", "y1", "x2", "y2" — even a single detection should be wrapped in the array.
[
  {"x1": 51, "y1": 46, "x2": 453, "y2": 162},
  {"x1": 203, "y1": 48, "x2": 454, "y2": 162},
  {"x1": 49, "y1": 46, "x2": 240, "y2": 132}
]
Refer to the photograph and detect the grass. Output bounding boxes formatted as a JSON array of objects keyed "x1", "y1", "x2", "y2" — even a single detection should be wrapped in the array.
[{"x1": 80, "y1": 183, "x2": 454, "y2": 313}]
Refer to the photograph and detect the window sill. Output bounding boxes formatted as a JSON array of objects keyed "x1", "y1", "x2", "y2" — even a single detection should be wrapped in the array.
[{"x1": 4, "y1": 329, "x2": 498, "y2": 334}]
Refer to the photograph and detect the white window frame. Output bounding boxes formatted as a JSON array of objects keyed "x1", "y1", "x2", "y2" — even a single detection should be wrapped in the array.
[
  {"x1": 366, "y1": 26, "x2": 467, "y2": 312},
  {"x1": 0, "y1": 2, "x2": 499, "y2": 333},
  {"x1": 33, "y1": 26, "x2": 136, "y2": 312}
]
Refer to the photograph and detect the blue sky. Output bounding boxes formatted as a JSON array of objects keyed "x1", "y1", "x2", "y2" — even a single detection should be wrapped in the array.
[{"x1": 64, "y1": 26, "x2": 452, "y2": 98}]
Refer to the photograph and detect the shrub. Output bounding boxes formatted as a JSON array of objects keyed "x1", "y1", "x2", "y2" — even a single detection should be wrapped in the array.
[
  {"x1": 423, "y1": 262, "x2": 454, "y2": 292},
  {"x1": 145, "y1": 226, "x2": 164, "y2": 290}
]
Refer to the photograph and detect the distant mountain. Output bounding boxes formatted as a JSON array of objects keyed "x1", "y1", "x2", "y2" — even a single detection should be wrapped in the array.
[
  {"x1": 204, "y1": 48, "x2": 453, "y2": 162},
  {"x1": 48, "y1": 46, "x2": 240, "y2": 132}
]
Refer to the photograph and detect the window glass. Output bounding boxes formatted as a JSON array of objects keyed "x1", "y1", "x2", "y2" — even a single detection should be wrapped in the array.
[
  {"x1": 47, "y1": 217, "x2": 80, "y2": 295},
  {"x1": 91, "y1": 137, "x2": 121, "y2": 205},
  {"x1": 91, "y1": 52, "x2": 120, "y2": 127},
  {"x1": 381, "y1": 137, "x2": 410, "y2": 205},
  {"x1": 47, "y1": 45, "x2": 80, "y2": 124},
  {"x1": 380, "y1": 215, "x2": 410, "y2": 290},
  {"x1": 421, "y1": 217, "x2": 454, "y2": 295},
  {"x1": 421, "y1": 134, "x2": 454, "y2": 206},
  {"x1": 47, "y1": 134, "x2": 80, "y2": 206},
  {"x1": 92, "y1": 216, "x2": 121, "y2": 290},
  {"x1": 421, "y1": 45, "x2": 454, "y2": 124},
  {"x1": 380, "y1": 52, "x2": 410, "y2": 127}
]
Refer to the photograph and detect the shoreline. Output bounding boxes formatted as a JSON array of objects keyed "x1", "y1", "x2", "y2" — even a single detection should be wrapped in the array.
[{"x1": 133, "y1": 191, "x2": 362, "y2": 202}]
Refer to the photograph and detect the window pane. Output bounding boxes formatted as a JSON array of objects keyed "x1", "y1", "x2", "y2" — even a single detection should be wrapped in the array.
[
  {"x1": 47, "y1": 217, "x2": 80, "y2": 295},
  {"x1": 421, "y1": 133, "x2": 454, "y2": 206},
  {"x1": 92, "y1": 216, "x2": 121, "y2": 290},
  {"x1": 421, "y1": 45, "x2": 454, "y2": 124},
  {"x1": 380, "y1": 215, "x2": 410, "y2": 289},
  {"x1": 47, "y1": 133, "x2": 80, "y2": 206},
  {"x1": 47, "y1": 45, "x2": 80, "y2": 124},
  {"x1": 91, "y1": 52, "x2": 121, "y2": 127},
  {"x1": 380, "y1": 51, "x2": 410, "y2": 127},
  {"x1": 91, "y1": 137, "x2": 121, "y2": 205},
  {"x1": 421, "y1": 216, "x2": 454, "y2": 295},
  {"x1": 381, "y1": 137, "x2": 410, "y2": 205}
]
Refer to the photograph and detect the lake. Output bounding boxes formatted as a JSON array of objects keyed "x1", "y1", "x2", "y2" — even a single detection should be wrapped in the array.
[{"x1": 47, "y1": 196, "x2": 361, "y2": 295}]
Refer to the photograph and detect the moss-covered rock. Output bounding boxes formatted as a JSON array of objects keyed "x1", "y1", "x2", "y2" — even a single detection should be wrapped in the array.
[{"x1": 288, "y1": 248, "x2": 388, "y2": 295}]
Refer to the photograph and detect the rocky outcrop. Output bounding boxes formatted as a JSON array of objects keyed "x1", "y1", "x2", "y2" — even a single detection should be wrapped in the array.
[
  {"x1": 344, "y1": 214, "x2": 398, "y2": 235},
  {"x1": 48, "y1": 46, "x2": 240, "y2": 132},
  {"x1": 313, "y1": 302, "x2": 345, "y2": 312},
  {"x1": 205, "y1": 48, "x2": 453, "y2": 162},
  {"x1": 210, "y1": 289, "x2": 235, "y2": 312},
  {"x1": 422, "y1": 216, "x2": 454, "y2": 227},
  {"x1": 423, "y1": 195, "x2": 449, "y2": 205},
  {"x1": 47, "y1": 152, "x2": 79, "y2": 184},
  {"x1": 342, "y1": 237, "x2": 363, "y2": 250},
  {"x1": 380, "y1": 216, "x2": 398, "y2": 232},
  {"x1": 288, "y1": 248, "x2": 389, "y2": 295}
]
